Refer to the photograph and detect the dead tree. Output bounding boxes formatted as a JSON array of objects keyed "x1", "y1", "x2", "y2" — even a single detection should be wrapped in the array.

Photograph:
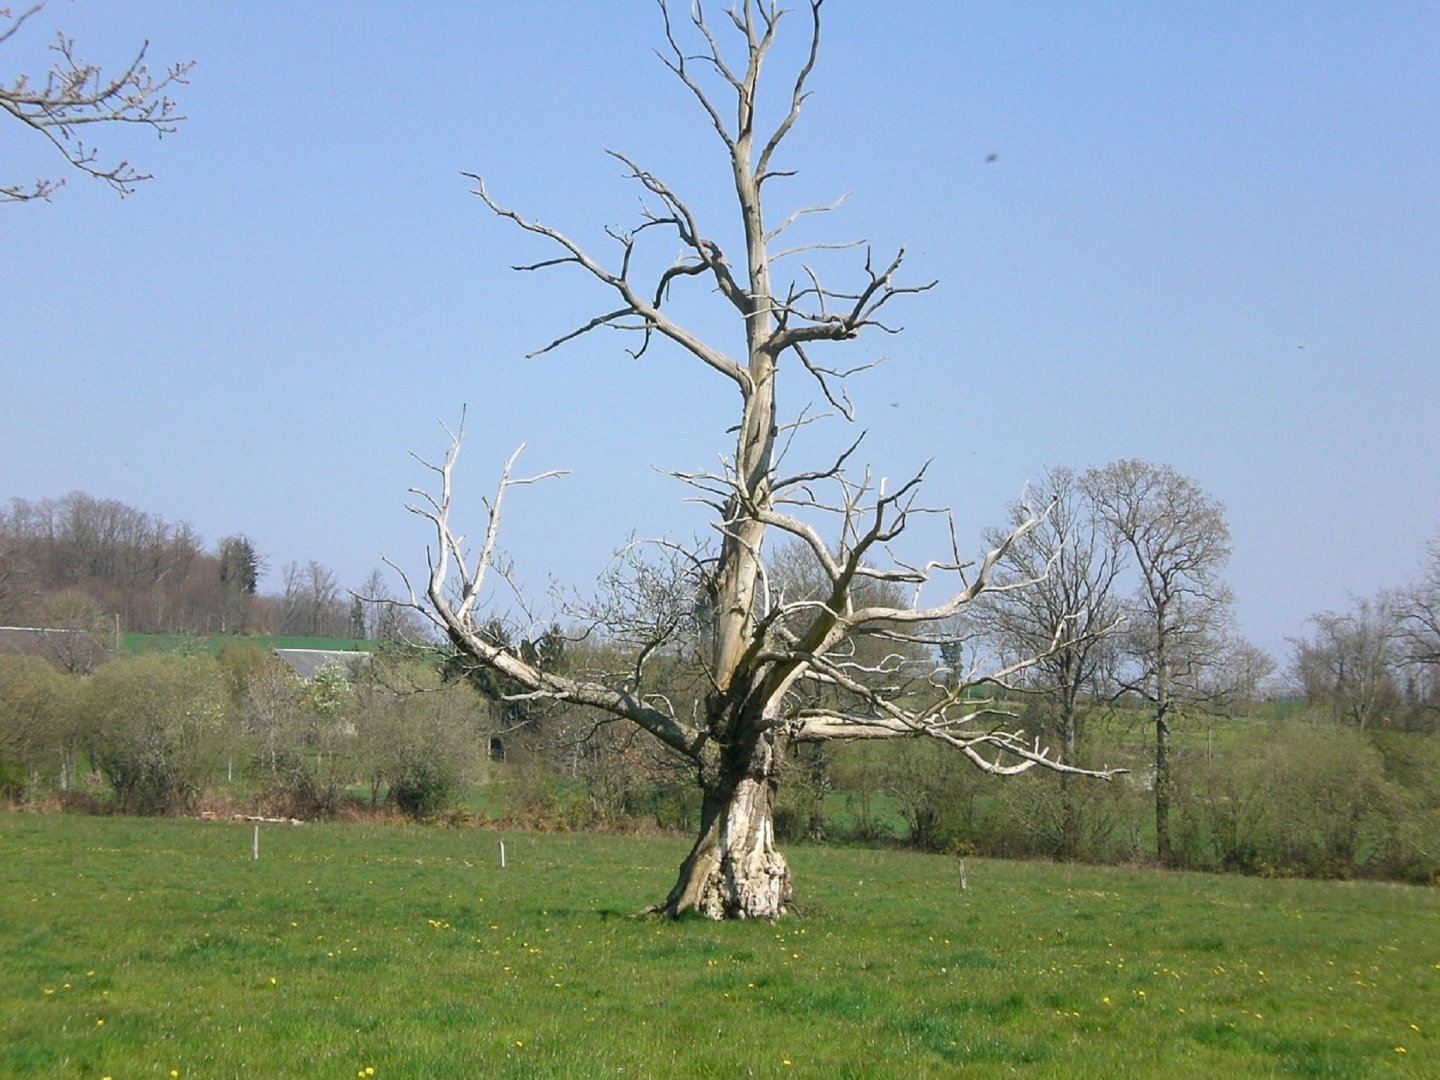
[
  {"x1": 397, "y1": 0, "x2": 1120, "y2": 920},
  {"x1": 1, "y1": 3, "x2": 192, "y2": 202}
]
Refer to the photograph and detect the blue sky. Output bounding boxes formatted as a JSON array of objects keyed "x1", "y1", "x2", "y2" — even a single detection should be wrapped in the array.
[{"x1": 3, "y1": 1, "x2": 1437, "y2": 666}]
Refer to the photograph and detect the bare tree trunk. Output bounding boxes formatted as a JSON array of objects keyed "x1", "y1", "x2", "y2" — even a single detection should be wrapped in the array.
[
  {"x1": 1059, "y1": 773, "x2": 1080, "y2": 861},
  {"x1": 1154, "y1": 698, "x2": 1173, "y2": 866},
  {"x1": 656, "y1": 729, "x2": 792, "y2": 920},
  {"x1": 1058, "y1": 691, "x2": 1080, "y2": 860}
]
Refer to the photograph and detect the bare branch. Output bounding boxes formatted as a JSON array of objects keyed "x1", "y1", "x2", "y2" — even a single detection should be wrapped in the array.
[
  {"x1": 755, "y1": 0, "x2": 823, "y2": 185},
  {"x1": 763, "y1": 191, "x2": 850, "y2": 244},
  {"x1": 2, "y1": 5, "x2": 192, "y2": 201},
  {"x1": 468, "y1": 174, "x2": 752, "y2": 390},
  {"x1": 400, "y1": 421, "x2": 704, "y2": 761}
]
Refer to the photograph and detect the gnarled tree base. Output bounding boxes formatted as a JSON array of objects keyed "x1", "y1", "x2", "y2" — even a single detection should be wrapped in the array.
[{"x1": 653, "y1": 774, "x2": 792, "y2": 920}]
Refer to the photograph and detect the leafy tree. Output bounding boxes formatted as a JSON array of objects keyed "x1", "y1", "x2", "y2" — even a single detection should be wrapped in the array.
[
  {"x1": 1183, "y1": 721, "x2": 1419, "y2": 879},
  {"x1": 1, "y1": 2, "x2": 192, "y2": 202},
  {"x1": 398, "y1": 2, "x2": 1118, "y2": 919},
  {"x1": 0, "y1": 653, "x2": 77, "y2": 798}
]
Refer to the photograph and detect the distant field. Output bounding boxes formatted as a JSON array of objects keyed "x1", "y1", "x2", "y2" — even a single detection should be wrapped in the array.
[
  {"x1": 122, "y1": 633, "x2": 377, "y2": 656},
  {"x1": 2, "y1": 814, "x2": 1435, "y2": 1077}
]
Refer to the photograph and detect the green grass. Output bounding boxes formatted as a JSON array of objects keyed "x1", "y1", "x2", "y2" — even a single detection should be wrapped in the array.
[
  {"x1": 2, "y1": 814, "x2": 1436, "y2": 1078},
  {"x1": 122, "y1": 633, "x2": 376, "y2": 656}
]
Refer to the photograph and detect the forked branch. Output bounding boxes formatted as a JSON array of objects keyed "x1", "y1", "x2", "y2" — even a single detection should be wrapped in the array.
[{"x1": 400, "y1": 422, "x2": 703, "y2": 760}]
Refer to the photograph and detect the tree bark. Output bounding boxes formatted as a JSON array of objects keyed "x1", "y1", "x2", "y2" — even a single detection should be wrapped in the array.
[
  {"x1": 1154, "y1": 703, "x2": 1173, "y2": 866},
  {"x1": 656, "y1": 728, "x2": 792, "y2": 920},
  {"x1": 1155, "y1": 621, "x2": 1174, "y2": 867}
]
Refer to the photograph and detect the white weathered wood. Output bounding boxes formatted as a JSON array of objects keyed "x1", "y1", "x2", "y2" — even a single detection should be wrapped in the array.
[{"x1": 395, "y1": 0, "x2": 1124, "y2": 920}]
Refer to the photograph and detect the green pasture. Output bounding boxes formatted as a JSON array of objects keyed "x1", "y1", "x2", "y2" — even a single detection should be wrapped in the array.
[
  {"x1": 121, "y1": 634, "x2": 376, "y2": 657},
  {"x1": 2, "y1": 814, "x2": 1435, "y2": 1078}
]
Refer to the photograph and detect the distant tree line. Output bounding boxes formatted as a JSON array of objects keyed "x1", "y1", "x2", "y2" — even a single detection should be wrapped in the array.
[
  {"x1": 1288, "y1": 536, "x2": 1440, "y2": 733},
  {"x1": 2, "y1": 481, "x2": 1437, "y2": 884},
  {"x1": 0, "y1": 644, "x2": 493, "y2": 819},
  {"x1": 0, "y1": 493, "x2": 405, "y2": 640}
]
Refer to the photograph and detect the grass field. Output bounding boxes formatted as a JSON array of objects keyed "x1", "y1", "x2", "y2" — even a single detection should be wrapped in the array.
[
  {"x1": 121, "y1": 635, "x2": 376, "y2": 657},
  {"x1": 2, "y1": 814, "x2": 1436, "y2": 1078}
]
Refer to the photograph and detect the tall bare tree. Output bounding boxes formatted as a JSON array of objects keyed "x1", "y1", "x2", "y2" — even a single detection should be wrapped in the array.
[
  {"x1": 1398, "y1": 532, "x2": 1440, "y2": 690},
  {"x1": 1, "y1": 2, "x2": 191, "y2": 202},
  {"x1": 399, "y1": 1, "x2": 1118, "y2": 919},
  {"x1": 1085, "y1": 459, "x2": 1233, "y2": 866},
  {"x1": 280, "y1": 560, "x2": 348, "y2": 638},
  {"x1": 1292, "y1": 595, "x2": 1401, "y2": 731},
  {"x1": 978, "y1": 465, "x2": 1124, "y2": 858}
]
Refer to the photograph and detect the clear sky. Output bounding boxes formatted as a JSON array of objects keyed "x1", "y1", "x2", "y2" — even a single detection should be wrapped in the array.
[{"x1": 3, "y1": 1, "x2": 1437, "y2": 668}]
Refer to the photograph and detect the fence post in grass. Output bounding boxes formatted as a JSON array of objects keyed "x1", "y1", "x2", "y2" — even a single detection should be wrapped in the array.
[
  {"x1": 253, "y1": 824, "x2": 260, "y2": 861},
  {"x1": 957, "y1": 857, "x2": 967, "y2": 891},
  {"x1": 499, "y1": 840, "x2": 506, "y2": 869}
]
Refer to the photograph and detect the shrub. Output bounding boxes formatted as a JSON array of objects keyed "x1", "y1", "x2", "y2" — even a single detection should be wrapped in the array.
[
  {"x1": 388, "y1": 759, "x2": 458, "y2": 818},
  {"x1": 352, "y1": 662, "x2": 486, "y2": 821},
  {"x1": 1180, "y1": 720, "x2": 1414, "y2": 879},
  {"x1": 82, "y1": 653, "x2": 227, "y2": 814},
  {"x1": 242, "y1": 663, "x2": 356, "y2": 818},
  {"x1": 0, "y1": 654, "x2": 81, "y2": 794},
  {"x1": 0, "y1": 758, "x2": 28, "y2": 804}
]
